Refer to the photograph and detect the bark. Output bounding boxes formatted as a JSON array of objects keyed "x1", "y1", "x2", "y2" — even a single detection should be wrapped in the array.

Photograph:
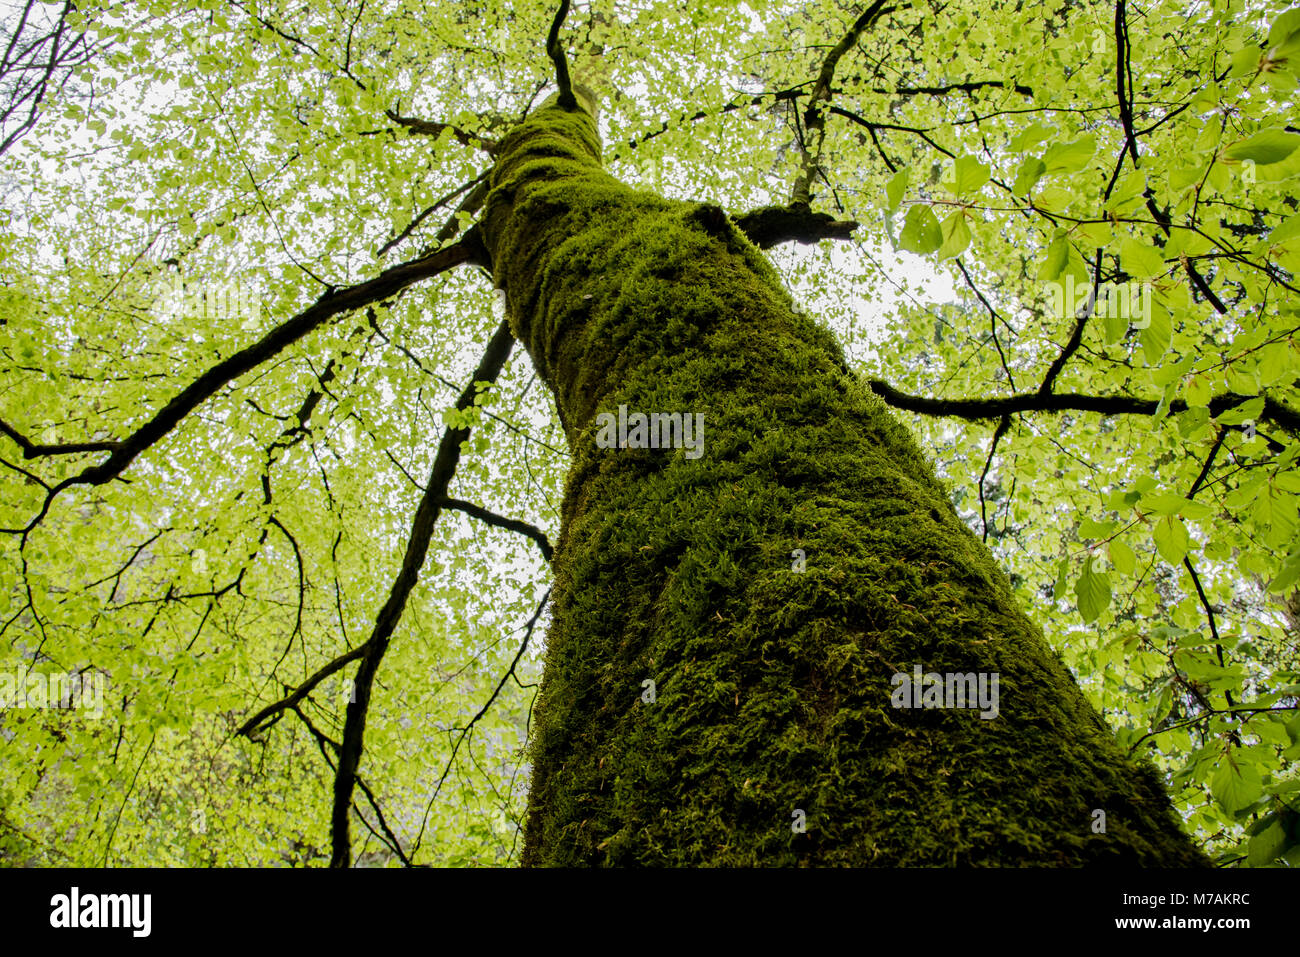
[{"x1": 479, "y1": 97, "x2": 1208, "y2": 866}]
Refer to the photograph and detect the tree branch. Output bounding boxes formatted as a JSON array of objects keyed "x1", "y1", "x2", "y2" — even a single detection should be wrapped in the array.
[
  {"x1": 1036, "y1": 254, "x2": 1103, "y2": 396},
  {"x1": 383, "y1": 110, "x2": 498, "y2": 153},
  {"x1": 979, "y1": 415, "x2": 1012, "y2": 542},
  {"x1": 867, "y1": 79, "x2": 1034, "y2": 97},
  {"x1": 868, "y1": 380, "x2": 1300, "y2": 432},
  {"x1": 377, "y1": 170, "x2": 490, "y2": 258},
  {"x1": 791, "y1": 0, "x2": 894, "y2": 207},
  {"x1": 1111, "y1": 0, "x2": 1228, "y2": 316},
  {"x1": 829, "y1": 106, "x2": 954, "y2": 157},
  {"x1": 237, "y1": 644, "x2": 367, "y2": 738},
  {"x1": 955, "y1": 258, "x2": 1016, "y2": 390},
  {"x1": 441, "y1": 496, "x2": 553, "y2": 562},
  {"x1": 622, "y1": 88, "x2": 806, "y2": 153},
  {"x1": 0, "y1": 418, "x2": 119, "y2": 457},
  {"x1": 329, "y1": 319, "x2": 515, "y2": 868},
  {"x1": 6, "y1": 236, "x2": 482, "y2": 534},
  {"x1": 0, "y1": 0, "x2": 95, "y2": 158},
  {"x1": 1182, "y1": 429, "x2": 1236, "y2": 714},
  {"x1": 546, "y1": 0, "x2": 577, "y2": 111},
  {"x1": 732, "y1": 204, "x2": 858, "y2": 248}
]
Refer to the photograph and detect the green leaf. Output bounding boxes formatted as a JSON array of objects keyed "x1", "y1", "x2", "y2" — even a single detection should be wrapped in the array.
[
  {"x1": 1267, "y1": 8, "x2": 1300, "y2": 49},
  {"x1": 1079, "y1": 517, "x2": 1117, "y2": 539},
  {"x1": 1012, "y1": 157, "x2": 1046, "y2": 196},
  {"x1": 1215, "y1": 396, "x2": 1264, "y2": 426},
  {"x1": 1139, "y1": 302, "x2": 1172, "y2": 363},
  {"x1": 1042, "y1": 135, "x2": 1096, "y2": 174},
  {"x1": 1228, "y1": 45, "x2": 1261, "y2": 78},
  {"x1": 1118, "y1": 236, "x2": 1167, "y2": 278},
  {"x1": 885, "y1": 168, "x2": 908, "y2": 214},
  {"x1": 1009, "y1": 123, "x2": 1052, "y2": 152},
  {"x1": 1108, "y1": 540, "x2": 1136, "y2": 576},
  {"x1": 1184, "y1": 374, "x2": 1212, "y2": 407},
  {"x1": 1268, "y1": 549, "x2": 1300, "y2": 594},
  {"x1": 1103, "y1": 307, "x2": 1127, "y2": 344},
  {"x1": 1052, "y1": 557, "x2": 1070, "y2": 601},
  {"x1": 1254, "y1": 718, "x2": 1292, "y2": 747},
  {"x1": 1223, "y1": 128, "x2": 1300, "y2": 165},
  {"x1": 1177, "y1": 406, "x2": 1212, "y2": 440},
  {"x1": 1035, "y1": 185, "x2": 1075, "y2": 211},
  {"x1": 1247, "y1": 819, "x2": 1288, "y2": 866},
  {"x1": 1143, "y1": 492, "x2": 1190, "y2": 516},
  {"x1": 899, "y1": 204, "x2": 942, "y2": 254},
  {"x1": 1255, "y1": 485, "x2": 1299, "y2": 548},
  {"x1": 950, "y1": 155, "x2": 990, "y2": 196},
  {"x1": 1258, "y1": 343, "x2": 1294, "y2": 386},
  {"x1": 1037, "y1": 232, "x2": 1071, "y2": 280},
  {"x1": 936, "y1": 210, "x2": 972, "y2": 259},
  {"x1": 1153, "y1": 515, "x2": 1189, "y2": 565},
  {"x1": 1105, "y1": 170, "x2": 1147, "y2": 212},
  {"x1": 1074, "y1": 561, "x2": 1112, "y2": 624},
  {"x1": 1210, "y1": 758, "x2": 1263, "y2": 813},
  {"x1": 1270, "y1": 212, "x2": 1300, "y2": 245}
]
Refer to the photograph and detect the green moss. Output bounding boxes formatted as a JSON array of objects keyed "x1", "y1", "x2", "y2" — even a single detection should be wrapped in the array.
[{"x1": 480, "y1": 102, "x2": 1209, "y2": 867}]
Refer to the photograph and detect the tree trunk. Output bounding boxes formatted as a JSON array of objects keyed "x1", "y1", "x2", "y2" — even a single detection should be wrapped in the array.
[{"x1": 480, "y1": 97, "x2": 1207, "y2": 866}]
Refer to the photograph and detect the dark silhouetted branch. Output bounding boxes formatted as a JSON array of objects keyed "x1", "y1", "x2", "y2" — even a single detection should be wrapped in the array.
[
  {"x1": 5, "y1": 236, "x2": 483, "y2": 535},
  {"x1": 441, "y1": 496, "x2": 553, "y2": 562},
  {"x1": 237, "y1": 644, "x2": 368, "y2": 739},
  {"x1": 792, "y1": 0, "x2": 894, "y2": 206},
  {"x1": 329, "y1": 319, "x2": 515, "y2": 868},
  {"x1": 1036, "y1": 256, "x2": 1103, "y2": 396},
  {"x1": 733, "y1": 204, "x2": 858, "y2": 248},
  {"x1": 979, "y1": 415, "x2": 1012, "y2": 542},
  {"x1": 546, "y1": 0, "x2": 577, "y2": 110},
  {"x1": 868, "y1": 380, "x2": 1300, "y2": 432},
  {"x1": 383, "y1": 110, "x2": 498, "y2": 153}
]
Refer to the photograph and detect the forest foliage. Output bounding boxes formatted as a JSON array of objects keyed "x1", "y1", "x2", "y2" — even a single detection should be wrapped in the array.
[{"x1": 0, "y1": 0, "x2": 1298, "y2": 866}]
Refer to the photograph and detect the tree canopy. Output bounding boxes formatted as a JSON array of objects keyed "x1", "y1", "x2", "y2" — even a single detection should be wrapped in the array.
[{"x1": 1, "y1": 0, "x2": 1298, "y2": 867}]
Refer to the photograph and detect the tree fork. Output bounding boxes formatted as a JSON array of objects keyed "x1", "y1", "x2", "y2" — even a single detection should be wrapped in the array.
[{"x1": 479, "y1": 97, "x2": 1208, "y2": 866}]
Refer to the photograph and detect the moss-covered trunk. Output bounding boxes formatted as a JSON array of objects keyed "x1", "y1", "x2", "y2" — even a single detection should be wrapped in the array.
[{"x1": 480, "y1": 97, "x2": 1207, "y2": 866}]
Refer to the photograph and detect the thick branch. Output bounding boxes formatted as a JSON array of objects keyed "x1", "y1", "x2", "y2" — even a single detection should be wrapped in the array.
[
  {"x1": 733, "y1": 204, "x2": 858, "y2": 248},
  {"x1": 869, "y1": 80, "x2": 1034, "y2": 97},
  {"x1": 383, "y1": 110, "x2": 498, "y2": 153},
  {"x1": 8, "y1": 236, "x2": 481, "y2": 532},
  {"x1": 868, "y1": 380, "x2": 1300, "y2": 432},
  {"x1": 329, "y1": 319, "x2": 515, "y2": 868},
  {"x1": 546, "y1": 0, "x2": 577, "y2": 111},
  {"x1": 0, "y1": 419, "x2": 118, "y2": 457},
  {"x1": 1110, "y1": 1, "x2": 1226, "y2": 315},
  {"x1": 441, "y1": 496, "x2": 553, "y2": 562},
  {"x1": 791, "y1": 0, "x2": 893, "y2": 206},
  {"x1": 236, "y1": 643, "x2": 368, "y2": 738}
]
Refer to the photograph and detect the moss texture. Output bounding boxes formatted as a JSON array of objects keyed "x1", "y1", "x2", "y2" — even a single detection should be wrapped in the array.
[{"x1": 479, "y1": 98, "x2": 1209, "y2": 867}]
